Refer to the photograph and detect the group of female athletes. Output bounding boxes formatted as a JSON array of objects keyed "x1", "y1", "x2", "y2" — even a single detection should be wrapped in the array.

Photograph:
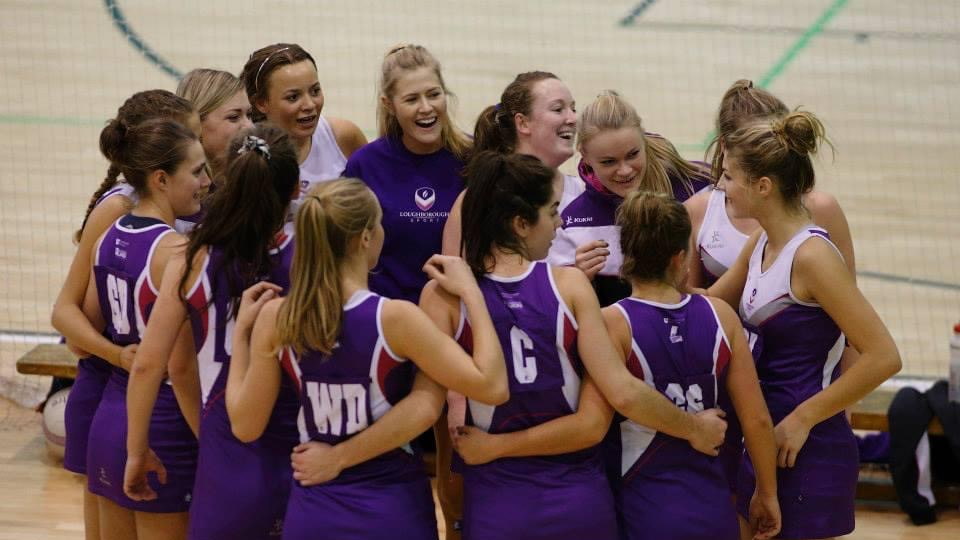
[{"x1": 50, "y1": 42, "x2": 902, "y2": 540}]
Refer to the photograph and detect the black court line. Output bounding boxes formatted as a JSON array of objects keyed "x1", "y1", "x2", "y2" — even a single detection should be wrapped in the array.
[
  {"x1": 620, "y1": 20, "x2": 960, "y2": 43},
  {"x1": 858, "y1": 271, "x2": 960, "y2": 292}
]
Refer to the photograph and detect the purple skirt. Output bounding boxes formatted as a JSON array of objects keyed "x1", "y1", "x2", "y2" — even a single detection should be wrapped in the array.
[
  {"x1": 462, "y1": 455, "x2": 617, "y2": 540},
  {"x1": 188, "y1": 387, "x2": 298, "y2": 539},
  {"x1": 63, "y1": 356, "x2": 112, "y2": 474},
  {"x1": 736, "y1": 412, "x2": 857, "y2": 539},
  {"x1": 87, "y1": 369, "x2": 197, "y2": 512},
  {"x1": 282, "y1": 458, "x2": 437, "y2": 540}
]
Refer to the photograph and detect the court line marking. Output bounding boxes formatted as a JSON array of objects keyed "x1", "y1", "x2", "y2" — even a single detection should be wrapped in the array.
[
  {"x1": 696, "y1": 0, "x2": 850, "y2": 149},
  {"x1": 0, "y1": 331, "x2": 61, "y2": 345},
  {"x1": 0, "y1": 115, "x2": 103, "y2": 127},
  {"x1": 618, "y1": 0, "x2": 658, "y2": 27},
  {"x1": 104, "y1": 0, "x2": 182, "y2": 80}
]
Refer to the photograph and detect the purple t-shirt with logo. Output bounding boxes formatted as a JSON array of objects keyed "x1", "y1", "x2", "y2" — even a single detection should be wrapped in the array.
[{"x1": 344, "y1": 136, "x2": 465, "y2": 303}]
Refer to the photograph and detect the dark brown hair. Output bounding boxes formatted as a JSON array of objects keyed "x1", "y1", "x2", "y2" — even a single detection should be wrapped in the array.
[
  {"x1": 77, "y1": 90, "x2": 194, "y2": 242},
  {"x1": 98, "y1": 118, "x2": 198, "y2": 197},
  {"x1": 461, "y1": 151, "x2": 556, "y2": 276},
  {"x1": 241, "y1": 43, "x2": 317, "y2": 123},
  {"x1": 473, "y1": 71, "x2": 558, "y2": 155},
  {"x1": 179, "y1": 124, "x2": 300, "y2": 316}
]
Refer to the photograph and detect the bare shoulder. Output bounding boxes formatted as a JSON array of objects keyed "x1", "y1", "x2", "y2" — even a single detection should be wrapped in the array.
[
  {"x1": 683, "y1": 188, "x2": 710, "y2": 223},
  {"x1": 82, "y1": 194, "x2": 132, "y2": 242},
  {"x1": 327, "y1": 116, "x2": 367, "y2": 157},
  {"x1": 704, "y1": 295, "x2": 740, "y2": 331}
]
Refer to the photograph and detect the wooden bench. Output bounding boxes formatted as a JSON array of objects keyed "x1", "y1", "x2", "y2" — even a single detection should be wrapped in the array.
[
  {"x1": 15, "y1": 344, "x2": 78, "y2": 379},
  {"x1": 850, "y1": 387, "x2": 944, "y2": 435},
  {"x1": 849, "y1": 381, "x2": 957, "y2": 505}
]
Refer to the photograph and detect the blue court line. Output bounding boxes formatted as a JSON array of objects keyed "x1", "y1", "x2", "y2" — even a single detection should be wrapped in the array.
[
  {"x1": 619, "y1": 0, "x2": 658, "y2": 27},
  {"x1": 103, "y1": 0, "x2": 182, "y2": 80}
]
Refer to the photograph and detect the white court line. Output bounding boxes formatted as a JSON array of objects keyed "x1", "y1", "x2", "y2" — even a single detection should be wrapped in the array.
[
  {"x1": 0, "y1": 331, "x2": 61, "y2": 345},
  {"x1": 879, "y1": 377, "x2": 938, "y2": 392}
]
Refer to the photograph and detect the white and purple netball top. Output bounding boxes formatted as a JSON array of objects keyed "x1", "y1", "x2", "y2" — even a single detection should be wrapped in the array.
[
  {"x1": 612, "y1": 294, "x2": 730, "y2": 477},
  {"x1": 93, "y1": 215, "x2": 175, "y2": 347},
  {"x1": 291, "y1": 116, "x2": 347, "y2": 217},
  {"x1": 281, "y1": 290, "x2": 420, "y2": 481},
  {"x1": 457, "y1": 262, "x2": 586, "y2": 461},
  {"x1": 739, "y1": 227, "x2": 845, "y2": 421},
  {"x1": 186, "y1": 222, "x2": 296, "y2": 407},
  {"x1": 697, "y1": 188, "x2": 749, "y2": 287},
  {"x1": 559, "y1": 173, "x2": 585, "y2": 214}
]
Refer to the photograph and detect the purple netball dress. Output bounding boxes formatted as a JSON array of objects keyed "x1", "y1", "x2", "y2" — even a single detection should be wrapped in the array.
[
  {"x1": 457, "y1": 262, "x2": 617, "y2": 540},
  {"x1": 86, "y1": 214, "x2": 197, "y2": 512},
  {"x1": 611, "y1": 294, "x2": 738, "y2": 540},
  {"x1": 186, "y1": 223, "x2": 301, "y2": 540},
  {"x1": 63, "y1": 183, "x2": 137, "y2": 474},
  {"x1": 735, "y1": 227, "x2": 855, "y2": 539},
  {"x1": 280, "y1": 290, "x2": 437, "y2": 540}
]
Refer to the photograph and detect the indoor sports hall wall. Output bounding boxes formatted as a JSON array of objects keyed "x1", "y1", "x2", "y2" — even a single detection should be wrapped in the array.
[{"x1": 1, "y1": 0, "x2": 957, "y2": 407}]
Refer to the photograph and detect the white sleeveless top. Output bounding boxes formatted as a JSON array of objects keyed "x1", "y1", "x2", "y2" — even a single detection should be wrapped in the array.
[
  {"x1": 292, "y1": 116, "x2": 348, "y2": 217},
  {"x1": 696, "y1": 188, "x2": 749, "y2": 281},
  {"x1": 740, "y1": 226, "x2": 841, "y2": 323}
]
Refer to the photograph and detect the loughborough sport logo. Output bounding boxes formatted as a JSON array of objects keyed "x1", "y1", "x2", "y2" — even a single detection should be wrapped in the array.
[{"x1": 415, "y1": 187, "x2": 436, "y2": 211}]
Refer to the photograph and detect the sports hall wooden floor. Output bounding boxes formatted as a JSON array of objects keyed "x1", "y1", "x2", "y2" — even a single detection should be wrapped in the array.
[
  {"x1": 0, "y1": 0, "x2": 958, "y2": 536},
  {"x1": 1, "y1": 398, "x2": 958, "y2": 539}
]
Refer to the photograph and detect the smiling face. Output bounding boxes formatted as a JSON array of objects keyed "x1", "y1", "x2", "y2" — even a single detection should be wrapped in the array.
[
  {"x1": 256, "y1": 60, "x2": 323, "y2": 141},
  {"x1": 200, "y1": 90, "x2": 253, "y2": 165},
  {"x1": 581, "y1": 127, "x2": 647, "y2": 198},
  {"x1": 519, "y1": 173, "x2": 562, "y2": 261},
  {"x1": 165, "y1": 140, "x2": 211, "y2": 217},
  {"x1": 516, "y1": 78, "x2": 576, "y2": 167},
  {"x1": 387, "y1": 66, "x2": 447, "y2": 155}
]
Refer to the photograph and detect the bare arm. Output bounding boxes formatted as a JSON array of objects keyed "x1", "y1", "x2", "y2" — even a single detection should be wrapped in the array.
[
  {"x1": 226, "y1": 290, "x2": 283, "y2": 443},
  {"x1": 558, "y1": 266, "x2": 725, "y2": 454},
  {"x1": 683, "y1": 189, "x2": 709, "y2": 289},
  {"x1": 704, "y1": 229, "x2": 761, "y2": 309},
  {"x1": 453, "y1": 377, "x2": 613, "y2": 464},
  {"x1": 125, "y1": 248, "x2": 195, "y2": 458},
  {"x1": 775, "y1": 238, "x2": 901, "y2": 467},
  {"x1": 52, "y1": 196, "x2": 131, "y2": 362},
  {"x1": 805, "y1": 191, "x2": 855, "y2": 276},
  {"x1": 710, "y1": 298, "x2": 776, "y2": 497},
  {"x1": 291, "y1": 373, "x2": 445, "y2": 486},
  {"x1": 441, "y1": 191, "x2": 465, "y2": 256},
  {"x1": 167, "y1": 321, "x2": 200, "y2": 437},
  {"x1": 387, "y1": 290, "x2": 507, "y2": 405}
]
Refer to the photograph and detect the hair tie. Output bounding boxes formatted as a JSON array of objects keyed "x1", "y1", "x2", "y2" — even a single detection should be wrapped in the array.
[
  {"x1": 253, "y1": 47, "x2": 291, "y2": 93},
  {"x1": 238, "y1": 135, "x2": 271, "y2": 160},
  {"x1": 747, "y1": 80, "x2": 754, "y2": 89},
  {"x1": 494, "y1": 102, "x2": 501, "y2": 111}
]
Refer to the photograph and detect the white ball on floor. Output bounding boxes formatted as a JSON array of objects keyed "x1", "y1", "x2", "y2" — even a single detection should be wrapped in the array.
[{"x1": 42, "y1": 388, "x2": 69, "y2": 460}]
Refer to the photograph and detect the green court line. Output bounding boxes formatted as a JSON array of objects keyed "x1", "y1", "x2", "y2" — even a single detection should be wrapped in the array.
[
  {"x1": 693, "y1": 0, "x2": 850, "y2": 151},
  {"x1": 0, "y1": 114, "x2": 104, "y2": 127}
]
